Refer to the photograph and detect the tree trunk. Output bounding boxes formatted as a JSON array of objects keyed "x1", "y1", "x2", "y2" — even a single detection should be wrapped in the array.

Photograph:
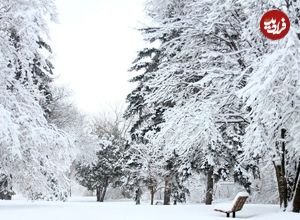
[
  {"x1": 99, "y1": 178, "x2": 109, "y2": 202},
  {"x1": 280, "y1": 129, "x2": 288, "y2": 209},
  {"x1": 205, "y1": 166, "x2": 214, "y2": 205},
  {"x1": 273, "y1": 129, "x2": 288, "y2": 210},
  {"x1": 100, "y1": 186, "x2": 107, "y2": 202},
  {"x1": 135, "y1": 188, "x2": 142, "y2": 205},
  {"x1": 96, "y1": 186, "x2": 101, "y2": 202},
  {"x1": 273, "y1": 163, "x2": 287, "y2": 208},
  {"x1": 150, "y1": 186, "x2": 155, "y2": 205},
  {"x1": 292, "y1": 161, "x2": 300, "y2": 197},
  {"x1": 293, "y1": 173, "x2": 300, "y2": 212},
  {"x1": 292, "y1": 161, "x2": 300, "y2": 212},
  {"x1": 163, "y1": 180, "x2": 171, "y2": 205}
]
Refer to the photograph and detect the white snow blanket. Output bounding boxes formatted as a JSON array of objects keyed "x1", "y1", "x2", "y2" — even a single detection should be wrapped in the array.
[{"x1": 0, "y1": 197, "x2": 298, "y2": 220}]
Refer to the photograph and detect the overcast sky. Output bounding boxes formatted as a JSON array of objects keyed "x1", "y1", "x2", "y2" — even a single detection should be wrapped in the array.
[{"x1": 51, "y1": 0, "x2": 147, "y2": 114}]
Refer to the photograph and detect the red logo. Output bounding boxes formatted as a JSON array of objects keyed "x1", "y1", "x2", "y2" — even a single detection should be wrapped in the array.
[{"x1": 260, "y1": 10, "x2": 290, "y2": 40}]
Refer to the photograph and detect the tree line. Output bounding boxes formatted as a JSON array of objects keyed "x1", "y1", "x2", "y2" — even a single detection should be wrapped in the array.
[{"x1": 76, "y1": 0, "x2": 300, "y2": 212}]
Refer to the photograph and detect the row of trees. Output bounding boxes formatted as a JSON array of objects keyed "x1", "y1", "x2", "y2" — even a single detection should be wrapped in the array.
[
  {"x1": 74, "y1": 0, "x2": 300, "y2": 212},
  {"x1": 119, "y1": 0, "x2": 300, "y2": 212}
]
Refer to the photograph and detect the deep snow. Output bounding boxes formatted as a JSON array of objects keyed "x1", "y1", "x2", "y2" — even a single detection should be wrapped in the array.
[{"x1": 0, "y1": 197, "x2": 299, "y2": 220}]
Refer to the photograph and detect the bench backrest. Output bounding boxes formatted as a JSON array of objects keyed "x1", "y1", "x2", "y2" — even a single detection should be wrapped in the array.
[{"x1": 232, "y1": 196, "x2": 248, "y2": 212}]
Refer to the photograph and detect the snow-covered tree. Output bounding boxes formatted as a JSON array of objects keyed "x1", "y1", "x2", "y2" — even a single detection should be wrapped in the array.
[
  {"x1": 0, "y1": 0, "x2": 74, "y2": 200},
  {"x1": 76, "y1": 111, "x2": 128, "y2": 202},
  {"x1": 125, "y1": 142, "x2": 165, "y2": 205},
  {"x1": 124, "y1": 22, "x2": 178, "y2": 205},
  {"x1": 135, "y1": 0, "x2": 251, "y2": 204},
  {"x1": 238, "y1": 0, "x2": 300, "y2": 211},
  {"x1": 125, "y1": 0, "x2": 300, "y2": 210},
  {"x1": 76, "y1": 141, "x2": 124, "y2": 202},
  {"x1": 163, "y1": 149, "x2": 190, "y2": 205}
]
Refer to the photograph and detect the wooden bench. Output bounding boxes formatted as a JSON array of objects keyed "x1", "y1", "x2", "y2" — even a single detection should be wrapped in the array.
[{"x1": 214, "y1": 192, "x2": 249, "y2": 218}]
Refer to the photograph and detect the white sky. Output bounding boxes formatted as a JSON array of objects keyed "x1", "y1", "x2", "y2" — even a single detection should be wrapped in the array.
[{"x1": 51, "y1": 0, "x2": 147, "y2": 114}]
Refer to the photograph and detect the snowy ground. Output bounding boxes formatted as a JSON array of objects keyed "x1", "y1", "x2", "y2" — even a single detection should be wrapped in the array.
[{"x1": 0, "y1": 197, "x2": 299, "y2": 220}]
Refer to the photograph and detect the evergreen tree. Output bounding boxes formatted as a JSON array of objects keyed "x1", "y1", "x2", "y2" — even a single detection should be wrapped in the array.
[
  {"x1": 76, "y1": 142, "x2": 124, "y2": 202},
  {"x1": 76, "y1": 112, "x2": 127, "y2": 202},
  {"x1": 163, "y1": 150, "x2": 189, "y2": 205},
  {"x1": 124, "y1": 25, "x2": 176, "y2": 205},
  {"x1": 138, "y1": 0, "x2": 251, "y2": 204}
]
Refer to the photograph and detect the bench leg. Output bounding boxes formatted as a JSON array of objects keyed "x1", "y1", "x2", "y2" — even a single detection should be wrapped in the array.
[
  {"x1": 226, "y1": 213, "x2": 230, "y2": 218},
  {"x1": 232, "y1": 212, "x2": 236, "y2": 218}
]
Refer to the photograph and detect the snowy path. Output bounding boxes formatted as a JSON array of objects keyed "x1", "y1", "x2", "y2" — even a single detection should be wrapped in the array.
[{"x1": 0, "y1": 198, "x2": 299, "y2": 220}]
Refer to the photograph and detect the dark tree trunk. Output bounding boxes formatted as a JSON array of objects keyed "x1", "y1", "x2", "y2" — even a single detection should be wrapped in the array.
[
  {"x1": 292, "y1": 161, "x2": 300, "y2": 212},
  {"x1": 293, "y1": 173, "x2": 300, "y2": 212},
  {"x1": 163, "y1": 180, "x2": 171, "y2": 205},
  {"x1": 273, "y1": 129, "x2": 288, "y2": 210},
  {"x1": 274, "y1": 163, "x2": 288, "y2": 208},
  {"x1": 281, "y1": 129, "x2": 288, "y2": 209},
  {"x1": 292, "y1": 161, "x2": 300, "y2": 197},
  {"x1": 99, "y1": 178, "x2": 109, "y2": 202},
  {"x1": 150, "y1": 186, "x2": 155, "y2": 205},
  {"x1": 96, "y1": 186, "x2": 101, "y2": 202},
  {"x1": 135, "y1": 188, "x2": 142, "y2": 205},
  {"x1": 100, "y1": 186, "x2": 107, "y2": 202},
  {"x1": 274, "y1": 163, "x2": 285, "y2": 207},
  {"x1": 205, "y1": 166, "x2": 214, "y2": 205}
]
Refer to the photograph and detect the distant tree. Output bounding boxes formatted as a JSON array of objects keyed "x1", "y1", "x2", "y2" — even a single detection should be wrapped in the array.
[
  {"x1": 76, "y1": 110, "x2": 127, "y2": 202},
  {"x1": 163, "y1": 150, "x2": 189, "y2": 205},
  {"x1": 76, "y1": 142, "x2": 124, "y2": 202}
]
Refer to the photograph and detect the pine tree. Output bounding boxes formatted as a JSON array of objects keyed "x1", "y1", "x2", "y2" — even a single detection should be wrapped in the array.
[
  {"x1": 76, "y1": 113, "x2": 127, "y2": 202},
  {"x1": 140, "y1": 0, "x2": 251, "y2": 204},
  {"x1": 124, "y1": 24, "x2": 176, "y2": 205},
  {"x1": 163, "y1": 149, "x2": 190, "y2": 205},
  {"x1": 76, "y1": 142, "x2": 124, "y2": 202}
]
